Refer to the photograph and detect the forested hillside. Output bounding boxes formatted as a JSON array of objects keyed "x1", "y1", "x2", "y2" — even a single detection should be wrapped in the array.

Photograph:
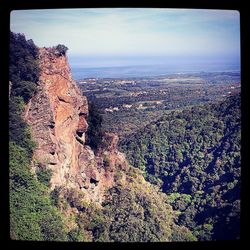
[
  {"x1": 54, "y1": 168, "x2": 196, "y2": 242},
  {"x1": 120, "y1": 94, "x2": 241, "y2": 240}
]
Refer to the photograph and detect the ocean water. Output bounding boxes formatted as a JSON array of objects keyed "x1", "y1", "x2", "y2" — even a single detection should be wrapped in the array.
[{"x1": 71, "y1": 63, "x2": 240, "y2": 80}]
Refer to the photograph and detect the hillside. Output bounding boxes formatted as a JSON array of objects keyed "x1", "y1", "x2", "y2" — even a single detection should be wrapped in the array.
[
  {"x1": 120, "y1": 93, "x2": 241, "y2": 240},
  {"x1": 9, "y1": 32, "x2": 195, "y2": 242}
]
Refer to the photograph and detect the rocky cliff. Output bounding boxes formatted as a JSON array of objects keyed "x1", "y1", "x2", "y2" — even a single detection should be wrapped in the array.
[{"x1": 24, "y1": 47, "x2": 127, "y2": 203}]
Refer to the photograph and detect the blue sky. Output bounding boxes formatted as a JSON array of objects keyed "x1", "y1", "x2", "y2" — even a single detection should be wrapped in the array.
[{"x1": 10, "y1": 8, "x2": 240, "y2": 67}]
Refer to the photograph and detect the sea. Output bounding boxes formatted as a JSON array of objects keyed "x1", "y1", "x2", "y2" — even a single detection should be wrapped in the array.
[{"x1": 71, "y1": 63, "x2": 240, "y2": 80}]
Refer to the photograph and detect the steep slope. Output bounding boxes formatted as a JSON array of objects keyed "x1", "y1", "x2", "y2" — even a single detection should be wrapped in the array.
[
  {"x1": 24, "y1": 47, "x2": 88, "y2": 187},
  {"x1": 24, "y1": 47, "x2": 127, "y2": 204},
  {"x1": 120, "y1": 93, "x2": 241, "y2": 240}
]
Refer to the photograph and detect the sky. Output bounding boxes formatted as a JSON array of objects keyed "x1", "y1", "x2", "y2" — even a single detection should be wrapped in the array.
[{"x1": 10, "y1": 8, "x2": 240, "y2": 68}]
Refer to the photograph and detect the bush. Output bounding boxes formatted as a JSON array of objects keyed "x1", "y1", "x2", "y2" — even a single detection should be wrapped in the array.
[
  {"x1": 68, "y1": 228, "x2": 85, "y2": 242},
  {"x1": 37, "y1": 168, "x2": 53, "y2": 187},
  {"x1": 103, "y1": 155, "x2": 110, "y2": 168},
  {"x1": 9, "y1": 96, "x2": 36, "y2": 158},
  {"x1": 9, "y1": 31, "x2": 39, "y2": 155},
  {"x1": 50, "y1": 186, "x2": 62, "y2": 207},
  {"x1": 12, "y1": 80, "x2": 37, "y2": 103},
  {"x1": 9, "y1": 32, "x2": 39, "y2": 95},
  {"x1": 171, "y1": 225, "x2": 197, "y2": 241},
  {"x1": 55, "y1": 44, "x2": 68, "y2": 56},
  {"x1": 86, "y1": 103, "x2": 103, "y2": 150},
  {"x1": 40, "y1": 211, "x2": 67, "y2": 241},
  {"x1": 9, "y1": 142, "x2": 67, "y2": 241}
]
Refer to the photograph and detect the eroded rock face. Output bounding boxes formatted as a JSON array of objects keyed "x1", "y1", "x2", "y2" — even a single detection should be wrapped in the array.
[
  {"x1": 25, "y1": 47, "x2": 127, "y2": 203},
  {"x1": 25, "y1": 48, "x2": 88, "y2": 188}
]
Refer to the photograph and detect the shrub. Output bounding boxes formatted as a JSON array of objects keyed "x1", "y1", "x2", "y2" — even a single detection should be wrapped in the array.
[
  {"x1": 55, "y1": 44, "x2": 68, "y2": 56},
  {"x1": 68, "y1": 228, "x2": 85, "y2": 242},
  {"x1": 9, "y1": 96, "x2": 36, "y2": 158},
  {"x1": 86, "y1": 102, "x2": 103, "y2": 150},
  {"x1": 9, "y1": 142, "x2": 67, "y2": 241},
  {"x1": 37, "y1": 168, "x2": 53, "y2": 187},
  {"x1": 12, "y1": 80, "x2": 37, "y2": 103},
  {"x1": 50, "y1": 186, "x2": 62, "y2": 207},
  {"x1": 103, "y1": 155, "x2": 110, "y2": 168},
  {"x1": 9, "y1": 32, "x2": 40, "y2": 94}
]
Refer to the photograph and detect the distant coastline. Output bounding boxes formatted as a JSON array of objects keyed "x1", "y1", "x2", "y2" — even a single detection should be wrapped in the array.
[{"x1": 71, "y1": 64, "x2": 240, "y2": 80}]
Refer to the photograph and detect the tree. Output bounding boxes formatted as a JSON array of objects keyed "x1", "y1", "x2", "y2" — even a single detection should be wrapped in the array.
[
  {"x1": 9, "y1": 142, "x2": 67, "y2": 241},
  {"x1": 12, "y1": 80, "x2": 37, "y2": 103},
  {"x1": 9, "y1": 32, "x2": 39, "y2": 97},
  {"x1": 55, "y1": 44, "x2": 68, "y2": 56},
  {"x1": 120, "y1": 94, "x2": 241, "y2": 240},
  {"x1": 9, "y1": 96, "x2": 35, "y2": 158},
  {"x1": 86, "y1": 102, "x2": 103, "y2": 150},
  {"x1": 37, "y1": 168, "x2": 53, "y2": 187}
]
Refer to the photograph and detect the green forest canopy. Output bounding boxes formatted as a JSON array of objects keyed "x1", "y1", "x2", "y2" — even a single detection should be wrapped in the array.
[{"x1": 120, "y1": 93, "x2": 241, "y2": 240}]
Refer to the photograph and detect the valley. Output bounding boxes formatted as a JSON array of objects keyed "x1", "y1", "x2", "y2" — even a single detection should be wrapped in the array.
[
  {"x1": 76, "y1": 72, "x2": 241, "y2": 240},
  {"x1": 77, "y1": 72, "x2": 240, "y2": 138}
]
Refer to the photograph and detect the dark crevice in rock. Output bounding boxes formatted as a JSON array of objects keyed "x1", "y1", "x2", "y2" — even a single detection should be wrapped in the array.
[
  {"x1": 76, "y1": 130, "x2": 84, "y2": 137},
  {"x1": 79, "y1": 112, "x2": 87, "y2": 117},
  {"x1": 48, "y1": 122, "x2": 55, "y2": 129},
  {"x1": 58, "y1": 96, "x2": 70, "y2": 103},
  {"x1": 76, "y1": 134, "x2": 84, "y2": 145},
  {"x1": 90, "y1": 178, "x2": 99, "y2": 185},
  {"x1": 49, "y1": 162, "x2": 57, "y2": 165}
]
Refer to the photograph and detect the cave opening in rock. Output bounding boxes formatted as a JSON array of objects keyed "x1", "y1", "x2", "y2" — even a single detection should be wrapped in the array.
[
  {"x1": 48, "y1": 123, "x2": 55, "y2": 129},
  {"x1": 79, "y1": 112, "x2": 86, "y2": 117},
  {"x1": 76, "y1": 130, "x2": 84, "y2": 137},
  {"x1": 90, "y1": 178, "x2": 99, "y2": 185}
]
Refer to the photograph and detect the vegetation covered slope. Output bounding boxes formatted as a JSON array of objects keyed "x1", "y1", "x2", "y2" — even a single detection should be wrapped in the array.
[
  {"x1": 56, "y1": 165, "x2": 196, "y2": 242},
  {"x1": 9, "y1": 142, "x2": 68, "y2": 240},
  {"x1": 120, "y1": 93, "x2": 241, "y2": 240},
  {"x1": 9, "y1": 31, "x2": 196, "y2": 242}
]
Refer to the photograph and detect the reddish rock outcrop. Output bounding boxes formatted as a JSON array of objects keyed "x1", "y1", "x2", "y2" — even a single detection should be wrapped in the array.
[
  {"x1": 25, "y1": 47, "x2": 127, "y2": 203},
  {"x1": 25, "y1": 48, "x2": 87, "y2": 189}
]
